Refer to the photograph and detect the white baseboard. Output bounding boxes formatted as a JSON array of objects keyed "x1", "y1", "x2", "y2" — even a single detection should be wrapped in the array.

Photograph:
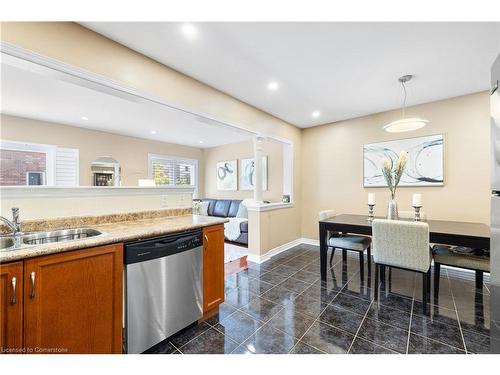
[
  {"x1": 247, "y1": 237, "x2": 320, "y2": 264},
  {"x1": 247, "y1": 238, "x2": 305, "y2": 264},
  {"x1": 300, "y1": 238, "x2": 319, "y2": 246}
]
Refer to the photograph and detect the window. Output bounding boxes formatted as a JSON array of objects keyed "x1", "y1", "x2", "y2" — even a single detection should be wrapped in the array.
[
  {"x1": 149, "y1": 154, "x2": 197, "y2": 188},
  {"x1": 0, "y1": 140, "x2": 79, "y2": 187}
]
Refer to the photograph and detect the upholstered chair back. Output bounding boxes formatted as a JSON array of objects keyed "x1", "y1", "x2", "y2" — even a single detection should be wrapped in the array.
[{"x1": 372, "y1": 219, "x2": 431, "y2": 272}]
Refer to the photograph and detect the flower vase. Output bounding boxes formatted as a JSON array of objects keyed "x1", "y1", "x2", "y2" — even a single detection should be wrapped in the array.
[{"x1": 387, "y1": 198, "x2": 399, "y2": 220}]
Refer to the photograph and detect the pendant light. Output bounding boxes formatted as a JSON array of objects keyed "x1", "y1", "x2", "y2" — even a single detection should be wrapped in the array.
[{"x1": 383, "y1": 75, "x2": 429, "y2": 133}]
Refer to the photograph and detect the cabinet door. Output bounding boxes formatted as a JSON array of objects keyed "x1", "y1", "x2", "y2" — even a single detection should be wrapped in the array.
[
  {"x1": 0, "y1": 261, "x2": 23, "y2": 353},
  {"x1": 24, "y1": 244, "x2": 123, "y2": 354},
  {"x1": 202, "y1": 225, "x2": 225, "y2": 313}
]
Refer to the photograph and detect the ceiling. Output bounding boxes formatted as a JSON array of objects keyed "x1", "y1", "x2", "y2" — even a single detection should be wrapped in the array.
[
  {"x1": 0, "y1": 54, "x2": 254, "y2": 148},
  {"x1": 81, "y1": 22, "x2": 500, "y2": 128}
]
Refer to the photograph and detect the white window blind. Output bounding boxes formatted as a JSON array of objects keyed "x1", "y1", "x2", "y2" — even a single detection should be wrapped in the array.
[
  {"x1": 149, "y1": 154, "x2": 197, "y2": 187},
  {"x1": 55, "y1": 147, "x2": 79, "y2": 186}
]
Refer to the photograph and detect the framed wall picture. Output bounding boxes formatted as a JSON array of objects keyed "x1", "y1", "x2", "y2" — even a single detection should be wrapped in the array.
[
  {"x1": 216, "y1": 160, "x2": 237, "y2": 190},
  {"x1": 240, "y1": 156, "x2": 268, "y2": 191},
  {"x1": 363, "y1": 134, "x2": 444, "y2": 187}
]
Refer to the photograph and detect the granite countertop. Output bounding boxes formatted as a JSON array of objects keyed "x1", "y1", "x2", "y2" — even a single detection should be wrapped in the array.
[{"x1": 0, "y1": 215, "x2": 228, "y2": 263}]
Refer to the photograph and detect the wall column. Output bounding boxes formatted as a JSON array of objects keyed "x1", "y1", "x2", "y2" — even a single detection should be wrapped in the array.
[{"x1": 253, "y1": 136, "x2": 264, "y2": 202}]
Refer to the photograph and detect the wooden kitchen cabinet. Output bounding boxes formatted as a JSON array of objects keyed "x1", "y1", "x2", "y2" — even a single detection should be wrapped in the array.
[
  {"x1": 23, "y1": 243, "x2": 123, "y2": 354},
  {"x1": 0, "y1": 261, "x2": 23, "y2": 353},
  {"x1": 202, "y1": 224, "x2": 225, "y2": 316}
]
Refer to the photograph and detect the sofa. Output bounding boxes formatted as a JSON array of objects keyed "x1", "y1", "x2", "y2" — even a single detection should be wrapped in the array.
[{"x1": 200, "y1": 199, "x2": 248, "y2": 245}]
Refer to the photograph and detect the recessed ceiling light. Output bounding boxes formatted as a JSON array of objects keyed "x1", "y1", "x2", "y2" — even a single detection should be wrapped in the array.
[
  {"x1": 181, "y1": 23, "x2": 198, "y2": 39},
  {"x1": 267, "y1": 81, "x2": 279, "y2": 91},
  {"x1": 199, "y1": 140, "x2": 204, "y2": 144},
  {"x1": 81, "y1": 116, "x2": 88, "y2": 121},
  {"x1": 312, "y1": 111, "x2": 321, "y2": 118},
  {"x1": 150, "y1": 130, "x2": 157, "y2": 135}
]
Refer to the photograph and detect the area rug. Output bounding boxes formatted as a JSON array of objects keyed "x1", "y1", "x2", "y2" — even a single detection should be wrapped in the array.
[{"x1": 224, "y1": 243, "x2": 248, "y2": 263}]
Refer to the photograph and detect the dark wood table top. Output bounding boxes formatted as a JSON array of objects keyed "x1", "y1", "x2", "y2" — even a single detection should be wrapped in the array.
[{"x1": 319, "y1": 214, "x2": 490, "y2": 249}]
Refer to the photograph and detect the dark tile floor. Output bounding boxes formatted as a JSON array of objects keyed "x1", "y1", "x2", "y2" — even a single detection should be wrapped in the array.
[{"x1": 150, "y1": 244, "x2": 492, "y2": 354}]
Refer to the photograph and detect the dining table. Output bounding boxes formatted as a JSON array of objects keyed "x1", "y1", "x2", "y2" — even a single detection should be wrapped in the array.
[{"x1": 319, "y1": 214, "x2": 490, "y2": 281}]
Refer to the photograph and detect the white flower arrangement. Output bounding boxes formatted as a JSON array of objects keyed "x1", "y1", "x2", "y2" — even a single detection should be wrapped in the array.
[
  {"x1": 192, "y1": 200, "x2": 201, "y2": 214},
  {"x1": 381, "y1": 151, "x2": 408, "y2": 199}
]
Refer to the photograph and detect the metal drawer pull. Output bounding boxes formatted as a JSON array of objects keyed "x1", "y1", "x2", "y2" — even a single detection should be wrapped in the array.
[
  {"x1": 30, "y1": 271, "x2": 36, "y2": 299},
  {"x1": 11, "y1": 277, "x2": 17, "y2": 304},
  {"x1": 204, "y1": 235, "x2": 209, "y2": 247}
]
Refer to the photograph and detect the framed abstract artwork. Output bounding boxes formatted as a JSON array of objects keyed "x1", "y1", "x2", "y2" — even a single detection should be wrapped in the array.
[
  {"x1": 240, "y1": 156, "x2": 268, "y2": 191},
  {"x1": 363, "y1": 134, "x2": 444, "y2": 187},
  {"x1": 216, "y1": 160, "x2": 237, "y2": 190}
]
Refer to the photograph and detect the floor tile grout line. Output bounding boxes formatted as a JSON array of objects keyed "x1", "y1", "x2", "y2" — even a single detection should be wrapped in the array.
[
  {"x1": 230, "y1": 303, "x2": 288, "y2": 354},
  {"x1": 236, "y1": 251, "x2": 430, "y2": 352},
  {"x1": 405, "y1": 273, "x2": 417, "y2": 354},
  {"x1": 175, "y1": 245, "x2": 486, "y2": 355},
  {"x1": 169, "y1": 341, "x2": 183, "y2": 354},
  {"x1": 209, "y1": 320, "x2": 252, "y2": 350},
  {"x1": 447, "y1": 267, "x2": 468, "y2": 354},
  {"x1": 286, "y1": 259, "x2": 358, "y2": 354},
  {"x1": 483, "y1": 281, "x2": 490, "y2": 294},
  {"x1": 410, "y1": 332, "x2": 467, "y2": 353},
  {"x1": 292, "y1": 265, "x2": 366, "y2": 354},
  {"x1": 227, "y1": 253, "x2": 325, "y2": 310},
  {"x1": 254, "y1": 253, "x2": 341, "y2": 302},
  {"x1": 292, "y1": 340, "x2": 328, "y2": 354},
  {"x1": 231, "y1": 246, "x2": 481, "y2": 355},
  {"x1": 346, "y1": 299, "x2": 374, "y2": 354},
  {"x1": 173, "y1": 322, "x2": 215, "y2": 351}
]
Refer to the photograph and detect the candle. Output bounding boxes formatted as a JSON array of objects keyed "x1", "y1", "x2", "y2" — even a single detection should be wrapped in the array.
[
  {"x1": 412, "y1": 193, "x2": 422, "y2": 207},
  {"x1": 368, "y1": 193, "x2": 376, "y2": 205}
]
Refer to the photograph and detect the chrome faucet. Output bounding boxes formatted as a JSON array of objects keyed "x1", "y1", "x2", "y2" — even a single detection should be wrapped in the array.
[{"x1": 0, "y1": 207, "x2": 23, "y2": 238}]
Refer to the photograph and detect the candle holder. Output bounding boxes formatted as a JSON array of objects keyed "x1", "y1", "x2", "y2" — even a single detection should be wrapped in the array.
[
  {"x1": 367, "y1": 204, "x2": 375, "y2": 221},
  {"x1": 413, "y1": 206, "x2": 422, "y2": 221}
]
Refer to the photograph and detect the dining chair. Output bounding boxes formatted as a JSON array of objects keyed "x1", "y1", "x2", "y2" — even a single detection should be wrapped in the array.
[
  {"x1": 372, "y1": 219, "x2": 432, "y2": 314},
  {"x1": 318, "y1": 210, "x2": 372, "y2": 282},
  {"x1": 379, "y1": 211, "x2": 427, "y2": 287}
]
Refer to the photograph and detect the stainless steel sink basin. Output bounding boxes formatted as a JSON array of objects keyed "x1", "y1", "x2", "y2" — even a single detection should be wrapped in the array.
[
  {"x1": 0, "y1": 236, "x2": 14, "y2": 250},
  {"x1": 22, "y1": 228, "x2": 103, "y2": 245}
]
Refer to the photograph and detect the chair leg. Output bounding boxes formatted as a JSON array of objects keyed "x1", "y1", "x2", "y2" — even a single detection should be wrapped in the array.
[
  {"x1": 422, "y1": 271, "x2": 429, "y2": 315},
  {"x1": 359, "y1": 251, "x2": 364, "y2": 283},
  {"x1": 434, "y1": 263, "x2": 440, "y2": 303},
  {"x1": 427, "y1": 269, "x2": 431, "y2": 302},
  {"x1": 342, "y1": 249, "x2": 347, "y2": 263},
  {"x1": 380, "y1": 265, "x2": 385, "y2": 288},
  {"x1": 374, "y1": 263, "x2": 379, "y2": 301},
  {"x1": 329, "y1": 247, "x2": 335, "y2": 266},
  {"x1": 475, "y1": 270, "x2": 483, "y2": 290},
  {"x1": 367, "y1": 246, "x2": 371, "y2": 275},
  {"x1": 388, "y1": 266, "x2": 392, "y2": 293}
]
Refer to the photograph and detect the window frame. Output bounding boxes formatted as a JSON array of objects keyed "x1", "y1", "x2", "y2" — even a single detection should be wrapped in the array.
[
  {"x1": 0, "y1": 140, "x2": 56, "y2": 186},
  {"x1": 148, "y1": 153, "x2": 199, "y2": 195},
  {"x1": 0, "y1": 140, "x2": 79, "y2": 187}
]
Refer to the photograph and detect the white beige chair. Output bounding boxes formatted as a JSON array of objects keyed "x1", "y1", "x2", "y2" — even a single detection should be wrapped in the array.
[
  {"x1": 372, "y1": 219, "x2": 431, "y2": 313},
  {"x1": 319, "y1": 210, "x2": 372, "y2": 282}
]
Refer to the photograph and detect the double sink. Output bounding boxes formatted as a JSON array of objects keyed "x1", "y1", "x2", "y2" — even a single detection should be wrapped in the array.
[{"x1": 0, "y1": 228, "x2": 103, "y2": 252}]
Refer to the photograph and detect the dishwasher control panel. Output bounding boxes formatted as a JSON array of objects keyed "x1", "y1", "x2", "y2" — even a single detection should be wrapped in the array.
[{"x1": 124, "y1": 229, "x2": 203, "y2": 264}]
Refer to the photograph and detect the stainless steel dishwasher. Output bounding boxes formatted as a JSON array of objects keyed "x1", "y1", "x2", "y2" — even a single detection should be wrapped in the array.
[{"x1": 124, "y1": 229, "x2": 203, "y2": 354}]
